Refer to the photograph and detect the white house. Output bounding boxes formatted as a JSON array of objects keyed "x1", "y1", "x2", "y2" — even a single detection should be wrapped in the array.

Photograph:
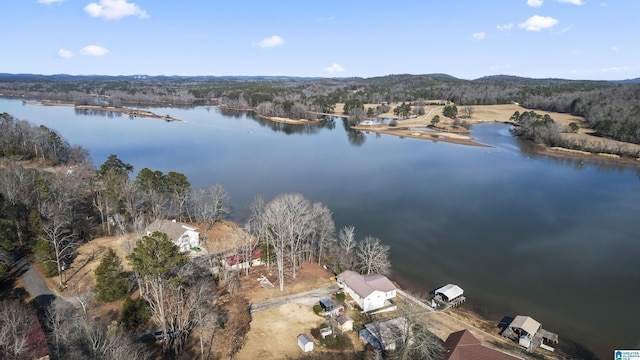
[
  {"x1": 146, "y1": 219, "x2": 200, "y2": 253},
  {"x1": 336, "y1": 270, "x2": 396, "y2": 312}
]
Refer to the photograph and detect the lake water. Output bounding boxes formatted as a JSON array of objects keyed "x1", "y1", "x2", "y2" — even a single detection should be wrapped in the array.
[{"x1": 2, "y1": 99, "x2": 639, "y2": 359}]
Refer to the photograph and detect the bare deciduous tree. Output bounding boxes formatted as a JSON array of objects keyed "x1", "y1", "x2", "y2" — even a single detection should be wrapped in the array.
[
  {"x1": 391, "y1": 297, "x2": 445, "y2": 360},
  {"x1": 0, "y1": 300, "x2": 34, "y2": 359},
  {"x1": 461, "y1": 105, "x2": 475, "y2": 119},
  {"x1": 190, "y1": 184, "x2": 230, "y2": 244},
  {"x1": 357, "y1": 236, "x2": 391, "y2": 275},
  {"x1": 339, "y1": 225, "x2": 356, "y2": 255}
]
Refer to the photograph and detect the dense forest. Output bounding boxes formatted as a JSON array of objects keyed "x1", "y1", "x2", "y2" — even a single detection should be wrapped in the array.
[{"x1": 1, "y1": 73, "x2": 639, "y2": 144}]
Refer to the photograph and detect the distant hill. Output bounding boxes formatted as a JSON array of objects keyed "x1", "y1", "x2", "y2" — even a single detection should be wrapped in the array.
[
  {"x1": 472, "y1": 74, "x2": 610, "y2": 86},
  {"x1": 615, "y1": 77, "x2": 640, "y2": 83},
  {"x1": 0, "y1": 72, "x2": 637, "y2": 85}
]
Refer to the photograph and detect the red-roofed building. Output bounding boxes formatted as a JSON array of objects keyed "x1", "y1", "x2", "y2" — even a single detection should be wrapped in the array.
[
  {"x1": 443, "y1": 330, "x2": 522, "y2": 360},
  {"x1": 222, "y1": 248, "x2": 263, "y2": 270}
]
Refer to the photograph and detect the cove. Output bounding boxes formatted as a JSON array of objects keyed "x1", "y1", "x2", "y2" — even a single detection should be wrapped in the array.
[{"x1": 2, "y1": 98, "x2": 639, "y2": 359}]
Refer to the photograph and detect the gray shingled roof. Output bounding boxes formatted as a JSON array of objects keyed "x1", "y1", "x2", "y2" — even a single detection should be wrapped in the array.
[{"x1": 146, "y1": 219, "x2": 198, "y2": 240}]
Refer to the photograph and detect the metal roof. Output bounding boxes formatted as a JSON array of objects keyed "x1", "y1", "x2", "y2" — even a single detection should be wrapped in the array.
[
  {"x1": 509, "y1": 315, "x2": 541, "y2": 337},
  {"x1": 337, "y1": 270, "x2": 396, "y2": 298},
  {"x1": 435, "y1": 284, "x2": 464, "y2": 300}
]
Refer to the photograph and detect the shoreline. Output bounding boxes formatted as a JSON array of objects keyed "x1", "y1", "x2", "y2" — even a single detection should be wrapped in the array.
[
  {"x1": 352, "y1": 123, "x2": 489, "y2": 147},
  {"x1": 24, "y1": 100, "x2": 181, "y2": 122},
  {"x1": 16, "y1": 98, "x2": 640, "y2": 166},
  {"x1": 256, "y1": 114, "x2": 324, "y2": 125}
]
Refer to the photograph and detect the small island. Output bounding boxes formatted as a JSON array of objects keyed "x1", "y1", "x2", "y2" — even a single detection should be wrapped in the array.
[{"x1": 26, "y1": 100, "x2": 181, "y2": 122}]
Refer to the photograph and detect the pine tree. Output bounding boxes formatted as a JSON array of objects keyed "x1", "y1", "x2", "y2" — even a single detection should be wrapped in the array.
[{"x1": 94, "y1": 248, "x2": 130, "y2": 302}]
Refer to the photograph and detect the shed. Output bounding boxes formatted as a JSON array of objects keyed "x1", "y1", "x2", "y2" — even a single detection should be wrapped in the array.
[
  {"x1": 297, "y1": 333, "x2": 313, "y2": 352},
  {"x1": 337, "y1": 314, "x2": 354, "y2": 332},
  {"x1": 435, "y1": 284, "x2": 464, "y2": 302}
]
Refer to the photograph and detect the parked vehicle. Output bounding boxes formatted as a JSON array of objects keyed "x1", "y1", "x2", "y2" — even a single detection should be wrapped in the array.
[{"x1": 153, "y1": 328, "x2": 179, "y2": 340}]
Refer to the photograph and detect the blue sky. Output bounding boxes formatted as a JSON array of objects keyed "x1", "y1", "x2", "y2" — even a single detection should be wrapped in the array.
[{"x1": 2, "y1": 0, "x2": 638, "y2": 80}]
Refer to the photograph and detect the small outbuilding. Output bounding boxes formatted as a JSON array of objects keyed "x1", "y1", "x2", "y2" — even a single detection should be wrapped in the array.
[
  {"x1": 434, "y1": 283, "x2": 466, "y2": 308},
  {"x1": 337, "y1": 314, "x2": 354, "y2": 333},
  {"x1": 503, "y1": 315, "x2": 558, "y2": 352},
  {"x1": 319, "y1": 298, "x2": 344, "y2": 317},
  {"x1": 435, "y1": 284, "x2": 464, "y2": 302},
  {"x1": 297, "y1": 333, "x2": 313, "y2": 352}
]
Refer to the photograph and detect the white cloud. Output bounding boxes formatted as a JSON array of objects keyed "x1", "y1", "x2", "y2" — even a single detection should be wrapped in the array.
[
  {"x1": 324, "y1": 63, "x2": 345, "y2": 75},
  {"x1": 519, "y1": 15, "x2": 558, "y2": 31},
  {"x1": 472, "y1": 32, "x2": 486, "y2": 40},
  {"x1": 611, "y1": 46, "x2": 618, "y2": 51},
  {"x1": 57, "y1": 49, "x2": 73, "y2": 58},
  {"x1": 37, "y1": 0, "x2": 65, "y2": 4},
  {"x1": 253, "y1": 35, "x2": 284, "y2": 48},
  {"x1": 601, "y1": 66, "x2": 628, "y2": 72},
  {"x1": 527, "y1": 0, "x2": 543, "y2": 7},
  {"x1": 600, "y1": 2, "x2": 607, "y2": 6},
  {"x1": 84, "y1": 0, "x2": 148, "y2": 20},
  {"x1": 80, "y1": 45, "x2": 109, "y2": 56},
  {"x1": 497, "y1": 23, "x2": 513, "y2": 30},
  {"x1": 557, "y1": 0, "x2": 584, "y2": 4}
]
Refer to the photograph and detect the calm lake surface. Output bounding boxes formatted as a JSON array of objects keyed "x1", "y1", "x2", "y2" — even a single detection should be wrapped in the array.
[{"x1": 2, "y1": 98, "x2": 639, "y2": 359}]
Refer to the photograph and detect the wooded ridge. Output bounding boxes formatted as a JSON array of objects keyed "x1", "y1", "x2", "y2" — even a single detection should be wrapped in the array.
[{"x1": 1, "y1": 73, "x2": 639, "y2": 146}]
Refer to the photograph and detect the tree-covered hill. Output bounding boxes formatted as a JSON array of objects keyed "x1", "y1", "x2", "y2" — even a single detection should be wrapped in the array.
[{"x1": 1, "y1": 73, "x2": 638, "y2": 144}]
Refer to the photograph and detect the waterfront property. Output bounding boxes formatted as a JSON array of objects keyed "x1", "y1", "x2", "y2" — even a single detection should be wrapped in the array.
[
  {"x1": 145, "y1": 219, "x2": 200, "y2": 252},
  {"x1": 443, "y1": 329, "x2": 522, "y2": 360},
  {"x1": 359, "y1": 317, "x2": 408, "y2": 351},
  {"x1": 502, "y1": 315, "x2": 558, "y2": 352},
  {"x1": 336, "y1": 270, "x2": 397, "y2": 312},
  {"x1": 433, "y1": 284, "x2": 466, "y2": 308},
  {"x1": 222, "y1": 248, "x2": 263, "y2": 270}
]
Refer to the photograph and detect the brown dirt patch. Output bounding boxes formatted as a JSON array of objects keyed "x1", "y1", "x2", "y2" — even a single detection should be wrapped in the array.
[
  {"x1": 235, "y1": 302, "x2": 325, "y2": 360},
  {"x1": 238, "y1": 262, "x2": 335, "y2": 304},
  {"x1": 232, "y1": 263, "x2": 343, "y2": 359}
]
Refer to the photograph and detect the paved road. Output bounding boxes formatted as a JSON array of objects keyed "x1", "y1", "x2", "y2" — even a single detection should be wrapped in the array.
[
  {"x1": 20, "y1": 261, "x2": 56, "y2": 306},
  {"x1": 250, "y1": 284, "x2": 341, "y2": 313}
]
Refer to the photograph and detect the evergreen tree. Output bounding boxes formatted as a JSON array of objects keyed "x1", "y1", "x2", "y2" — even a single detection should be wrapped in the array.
[
  {"x1": 443, "y1": 105, "x2": 458, "y2": 118},
  {"x1": 120, "y1": 297, "x2": 151, "y2": 330},
  {"x1": 94, "y1": 248, "x2": 130, "y2": 302}
]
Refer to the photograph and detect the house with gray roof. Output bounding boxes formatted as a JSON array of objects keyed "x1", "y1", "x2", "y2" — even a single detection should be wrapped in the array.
[
  {"x1": 146, "y1": 219, "x2": 200, "y2": 252},
  {"x1": 359, "y1": 317, "x2": 408, "y2": 350},
  {"x1": 336, "y1": 270, "x2": 396, "y2": 312}
]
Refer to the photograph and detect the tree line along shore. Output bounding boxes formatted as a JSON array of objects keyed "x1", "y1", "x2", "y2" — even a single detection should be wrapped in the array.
[
  {"x1": 0, "y1": 110, "x2": 580, "y2": 359},
  {"x1": 2, "y1": 72, "x2": 639, "y2": 148}
]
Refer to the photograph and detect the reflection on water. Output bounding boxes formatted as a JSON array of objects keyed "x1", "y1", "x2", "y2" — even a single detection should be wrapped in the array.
[
  {"x1": 74, "y1": 108, "x2": 124, "y2": 118},
  {"x1": 341, "y1": 118, "x2": 367, "y2": 146},
  {"x1": 1, "y1": 98, "x2": 639, "y2": 359}
]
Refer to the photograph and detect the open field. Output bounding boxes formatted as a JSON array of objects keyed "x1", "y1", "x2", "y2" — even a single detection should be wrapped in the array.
[{"x1": 335, "y1": 103, "x2": 640, "y2": 160}]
